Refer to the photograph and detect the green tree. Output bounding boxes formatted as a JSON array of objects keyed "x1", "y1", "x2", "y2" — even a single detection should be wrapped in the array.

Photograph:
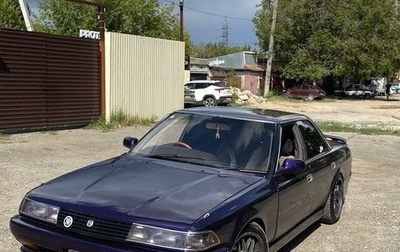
[
  {"x1": 191, "y1": 43, "x2": 252, "y2": 58},
  {"x1": 254, "y1": 0, "x2": 400, "y2": 84},
  {"x1": 34, "y1": 0, "x2": 184, "y2": 41},
  {"x1": 0, "y1": 0, "x2": 26, "y2": 30}
]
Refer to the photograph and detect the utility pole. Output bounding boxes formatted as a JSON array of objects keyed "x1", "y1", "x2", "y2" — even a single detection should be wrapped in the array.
[
  {"x1": 179, "y1": 0, "x2": 184, "y2": 41},
  {"x1": 264, "y1": 0, "x2": 279, "y2": 96},
  {"x1": 66, "y1": 0, "x2": 106, "y2": 116},
  {"x1": 18, "y1": 0, "x2": 34, "y2": 31}
]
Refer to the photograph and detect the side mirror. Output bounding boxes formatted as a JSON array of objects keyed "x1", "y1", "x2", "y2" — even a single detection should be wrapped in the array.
[
  {"x1": 278, "y1": 159, "x2": 306, "y2": 175},
  {"x1": 123, "y1": 137, "x2": 139, "y2": 149}
]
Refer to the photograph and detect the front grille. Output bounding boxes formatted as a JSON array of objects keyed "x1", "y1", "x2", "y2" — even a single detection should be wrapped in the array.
[{"x1": 57, "y1": 209, "x2": 131, "y2": 242}]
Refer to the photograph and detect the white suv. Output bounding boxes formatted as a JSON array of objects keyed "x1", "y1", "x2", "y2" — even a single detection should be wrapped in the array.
[{"x1": 184, "y1": 80, "x2": 232, "y2": 106}]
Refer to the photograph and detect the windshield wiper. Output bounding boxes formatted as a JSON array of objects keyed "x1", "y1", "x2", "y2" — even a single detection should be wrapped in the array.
[
  {"x1": 148, "y1": 154, "x2": 206, "y2": 161},
  {"x1": 224, "y1": 166, "x2": 243, "y2": 171},
  {"x1": 208, "y1": 162, "x2": 243, "y2": 171},
  {"x1": 147, "y1": 154, "x2": 243, "y2": 170}
]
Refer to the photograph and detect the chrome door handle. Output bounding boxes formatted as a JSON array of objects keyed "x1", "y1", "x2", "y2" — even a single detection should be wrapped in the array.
[{"x1": 306, "y1": 174, "x2": 313, "y2": 183}]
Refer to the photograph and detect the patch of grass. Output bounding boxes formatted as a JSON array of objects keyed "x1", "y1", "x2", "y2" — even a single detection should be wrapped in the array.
[
  {"x1": 40, "y1": 131, "x2": 59, "y2": 135},
  {"x1": 0, "y1": 133, "x2": 11, "y2": 143},
  {"x1": 316, "y1": 121, "x2": 400, "y2": 136},
  {"x1": 264, "y1": 90, "x2": 280, "y2": 100},
  {"x1": 86, "y1": 110, "x2": 157, "y2": 131}
]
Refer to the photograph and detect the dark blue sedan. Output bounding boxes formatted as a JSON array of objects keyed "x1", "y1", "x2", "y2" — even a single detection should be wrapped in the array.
[{"x1": 10, "y1": 107, "x2": 352, "y2": 252}]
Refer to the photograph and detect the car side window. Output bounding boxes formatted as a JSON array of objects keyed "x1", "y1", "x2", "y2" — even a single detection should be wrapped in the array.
[
  {"x1": 185, "y1": 83, "x2": 194, "y2": 89},
  {"x1": 197, "y1": 83, "x2": 208, "y2": 89},
  {"x1": 296, "y1": 120, "x2": 328, "y2": 159},
  {"x1": 279, "y1": 124, "x2": 303, "y2": 165},
  {"x1": 214, "y1": 82, "x2": 226, "y2": 87}
]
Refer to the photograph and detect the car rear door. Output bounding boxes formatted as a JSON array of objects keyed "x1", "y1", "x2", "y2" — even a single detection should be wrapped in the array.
[
  {"x1": 296, "y1": 120, "x2": 337, "y2": 213},
  {"x1": 301, "y1": 85, "x2": 310, "y2": 97}
]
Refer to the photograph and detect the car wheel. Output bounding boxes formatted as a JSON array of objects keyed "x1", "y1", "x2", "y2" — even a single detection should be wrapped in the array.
[
  {"x1": 231, "y1": 223, "x2": 268, "y2": 252},
  {"x1": 203, "y1": 96, "x2": 216, "y2": 107},
  {"x1": 321, "y1": 176, "x2": 344, "y2": 224},
  {"x1": 307, "y1": 94, "x2": 315, "y2": 101}
]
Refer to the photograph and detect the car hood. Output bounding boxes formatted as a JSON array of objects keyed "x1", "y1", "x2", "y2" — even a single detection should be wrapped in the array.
[{"x1": 28, "y1": 155, "x2": 262, "y2": 225}]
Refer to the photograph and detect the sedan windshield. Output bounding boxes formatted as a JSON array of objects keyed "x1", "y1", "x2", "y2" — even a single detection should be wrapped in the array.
[{"x1": 130, "y1": 113, "x2": 275, "y2": 171}]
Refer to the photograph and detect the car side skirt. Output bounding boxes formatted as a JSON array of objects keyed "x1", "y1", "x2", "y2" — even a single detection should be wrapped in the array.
[{"x1": 269, "y1": 209, "x2": 324, "y2": 252}]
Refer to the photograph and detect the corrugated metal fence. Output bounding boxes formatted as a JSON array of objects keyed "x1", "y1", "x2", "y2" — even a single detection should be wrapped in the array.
[
  {"x1": 105, "y1": 32, "x2": 185, "y2": 121},
  {"x1": 0, "y1": 29, "x2": 100, "y2": 133}
]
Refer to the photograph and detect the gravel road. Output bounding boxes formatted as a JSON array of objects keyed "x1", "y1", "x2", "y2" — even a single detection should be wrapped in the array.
[{"x1": 1, "y1": 98, "x2": 399, "y2": 252}]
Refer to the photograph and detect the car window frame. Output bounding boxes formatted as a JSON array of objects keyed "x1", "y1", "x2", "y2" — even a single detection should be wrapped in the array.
[
  {"x1": 279, "y1": 123, "x2": 305, "y2": 160},
  {"x1": 295, "y1": 120, "x2": 331, "y2": 160}
]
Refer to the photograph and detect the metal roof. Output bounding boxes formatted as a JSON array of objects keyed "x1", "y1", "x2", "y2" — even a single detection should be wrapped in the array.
[
  {"x1": 189, "y1": 52, "x2": 264, "y2": 72},
  {"x1": 206, "y1": 51, "x2": 264, "y2": 72},
  {"x1": 190, "y1": 65, "x2": 209, "y2": 74},
  {"x1": 190, "y1": 57, "x2": 211, "y2": 66}
]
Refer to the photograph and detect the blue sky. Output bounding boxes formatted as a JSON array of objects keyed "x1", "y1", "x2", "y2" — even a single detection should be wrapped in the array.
[
  {"x1": 162, "y1": 0, "x2": 260, "y2": 48},
  {"x1": 26, "y1": 0, "x2": 260, "y2": 48}
]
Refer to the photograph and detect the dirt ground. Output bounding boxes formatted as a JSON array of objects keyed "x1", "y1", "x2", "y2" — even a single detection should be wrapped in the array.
[
  {"x1": 1, "y1": 95, "x2": 400, "y2": 252},
  {"x1": 249, "y1": 94, "x2": 400, "y2": 129}
]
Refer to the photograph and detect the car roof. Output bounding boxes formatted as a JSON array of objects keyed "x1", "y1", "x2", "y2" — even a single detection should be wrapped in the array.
[{"x1": 176, "y1": 106, "x2": 309, "y2": 124}]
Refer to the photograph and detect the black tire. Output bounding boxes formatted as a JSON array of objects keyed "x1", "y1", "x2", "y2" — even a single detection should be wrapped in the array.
[
  {"x1": 231, "y1": 222, "x2": 268, "y2": 252},
  {"x1": 307, "y1": 94, "x2": 315, "y2": 101},
  {"x1": 321, "y1": 175, "x2": 344, "y2": 224},
  {"x1": 203, "y1": 96, "x2": 216, "y2": 107}
]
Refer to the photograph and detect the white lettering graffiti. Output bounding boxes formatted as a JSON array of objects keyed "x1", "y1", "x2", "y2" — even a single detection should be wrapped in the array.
[
  {"x1": 209, "y1": 59, "x2": 225, "y2": 66},
  {"x1": 79, "y1": 29, "x2": 100, "y2": 40}
]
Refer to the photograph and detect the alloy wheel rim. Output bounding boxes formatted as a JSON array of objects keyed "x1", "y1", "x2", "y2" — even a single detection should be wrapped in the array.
[
  {"x1": 233, "y1": 235, "x2": 262, "y2": 252},
  {"x1": 205, "y1": 98, "x2": 215, "y2": 106},
  {"x1": 333, "y1": 183, "x2": 343, "y2": 217}
]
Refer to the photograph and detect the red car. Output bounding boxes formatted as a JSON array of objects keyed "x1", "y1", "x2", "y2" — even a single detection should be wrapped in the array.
[{"x1": 285, "y1": 84, "x2": 326, "y2": 100}]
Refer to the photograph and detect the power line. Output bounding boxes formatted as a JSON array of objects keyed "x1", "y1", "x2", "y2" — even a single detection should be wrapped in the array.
[
  {"x1": 159, "y1": 0, "x2": 257, "y2": 47},
  {"x1": 160, "y1": 0, "x2": 252, "y2": 22},
  {"x1": 184, "y1": 6, "x2": 251, "y2": 21}
]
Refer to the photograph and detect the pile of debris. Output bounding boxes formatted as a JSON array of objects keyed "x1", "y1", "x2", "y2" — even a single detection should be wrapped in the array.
[{"x1": 231, "y1": 87, "x2": 267, "y2": 105}]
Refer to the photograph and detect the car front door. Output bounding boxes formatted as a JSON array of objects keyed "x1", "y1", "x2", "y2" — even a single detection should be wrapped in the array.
[
  {"x1": 274, "y1": 123, "x2": 314, "y2": 239},
  {"x1": 192, "y1": 83, "x2": 206, "y2": 101}
]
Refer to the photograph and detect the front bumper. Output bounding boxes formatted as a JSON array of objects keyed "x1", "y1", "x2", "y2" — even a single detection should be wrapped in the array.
[{"x1": 10, "y1": 215, "x2": 230, "y2": 252}]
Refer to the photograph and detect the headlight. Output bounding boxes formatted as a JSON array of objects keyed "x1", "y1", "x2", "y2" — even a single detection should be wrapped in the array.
[
  {"x1": 19, "y1": 198, "x2": 59, "y2": 224},
  {"x1": 126, "y1": 223, "x2": 220, "y2": 251}
]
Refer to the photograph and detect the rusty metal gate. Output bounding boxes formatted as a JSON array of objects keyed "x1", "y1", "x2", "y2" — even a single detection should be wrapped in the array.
[{"x1": 0, "y1": 29, "x2": 100, "y2": 133}]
